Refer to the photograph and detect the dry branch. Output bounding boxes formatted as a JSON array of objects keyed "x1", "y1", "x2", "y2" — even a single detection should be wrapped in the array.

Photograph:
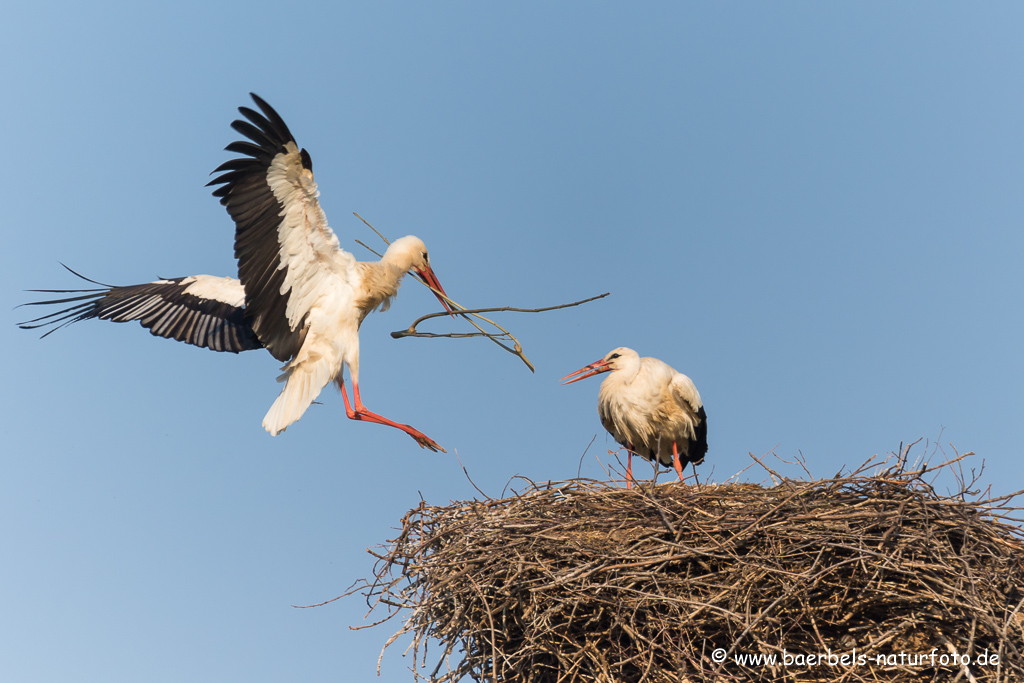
[
  {"x1": 353, "y1": 213, "x2": 607, "y2": 373},
  {"x1": 389, "y1": 295, "x2": 611, "y2": 339},
  {"x1": 352, "y1": 448, "x2": 1024, "y2": 682}
]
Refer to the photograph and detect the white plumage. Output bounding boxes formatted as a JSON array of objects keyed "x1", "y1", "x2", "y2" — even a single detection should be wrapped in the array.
[
  {"x1": 563, "y1": 347, "x2": 708, "y2": 487},
  {"x1": 177, "y1": 275, "x2": 246, "y2": 308},
  {"x1": 208, "y1": 96, "x2": 452, "y2": 449},
  {"x1": 21, "y1": 95, "x2": 452, "y2": 450}
]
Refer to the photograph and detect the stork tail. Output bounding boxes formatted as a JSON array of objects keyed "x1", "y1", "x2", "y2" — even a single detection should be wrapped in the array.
[{"x1": 262, "y1": 355, "x2": 336, "y2": 435}]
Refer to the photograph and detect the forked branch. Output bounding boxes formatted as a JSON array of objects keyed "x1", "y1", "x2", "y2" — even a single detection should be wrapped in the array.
[
  {"x1": 390, "y1": 295, "x2": 610, "y2": 339},
  {"x1": 353, "y1": 213, "x2": 608, "y2": 373}
]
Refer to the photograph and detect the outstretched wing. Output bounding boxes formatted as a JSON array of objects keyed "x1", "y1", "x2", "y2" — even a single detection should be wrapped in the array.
[
  {"x1": 208, "y1": 93, "x2": 355, "y2": 363},
  {"x1": 18, "y1": 268, "x2": 262, "y2": 353}
]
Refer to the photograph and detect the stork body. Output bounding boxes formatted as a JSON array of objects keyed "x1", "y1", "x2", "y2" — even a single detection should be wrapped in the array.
[
  {"x1": 20, "y1": 94, "x2": 451, "y2": 450},
  {"x1": 563, "y1": 347, "x2": 707, "y2": 487},
  {"x1": 253, "y1": 234, "x2": 447, "y2": 444}
]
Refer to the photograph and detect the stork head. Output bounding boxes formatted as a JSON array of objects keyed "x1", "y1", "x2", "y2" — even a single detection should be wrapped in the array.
[
  {"x1": 561, "y1": 347, "x2": 640, "y2": 384},
  {"x1": 385, "y1": 235, "x2": 453, "y2": 313}
]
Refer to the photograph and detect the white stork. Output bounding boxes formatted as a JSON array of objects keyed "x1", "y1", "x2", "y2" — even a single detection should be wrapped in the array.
[
  {"x1": 562, "y1": 347, "x2": 708, "y2": 488},
  {"x1": 20, "y1": 94, "x2": 452, "y2": 451}
]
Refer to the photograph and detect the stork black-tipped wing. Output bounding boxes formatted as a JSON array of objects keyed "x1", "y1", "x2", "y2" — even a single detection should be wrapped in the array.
[
  {"x1": 208, "y1": 93, "x2": 351, "y2": 363},
  {"x1": 18, "y1": 268, "x2": 262, "y2": 353},
  {"x1": 690, "y1": 405, "x2": 708, "y2": 466}
]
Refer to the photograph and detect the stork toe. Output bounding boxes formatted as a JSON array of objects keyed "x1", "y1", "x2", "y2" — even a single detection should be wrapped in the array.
[{"x1": 408, "y1": 430, "x2": 445, "y2": 453}]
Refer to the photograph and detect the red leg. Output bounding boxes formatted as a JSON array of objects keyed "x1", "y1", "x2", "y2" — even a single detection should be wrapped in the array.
[
  {"x1": 672, "y1": 442, "x2": 685, "y2": 482},
  {"x1": 337, "y1": 378, "x2": 445, "y2": 452},
  {"x1": 626, "y1": 444, "x2": 635, "y2": 489}
]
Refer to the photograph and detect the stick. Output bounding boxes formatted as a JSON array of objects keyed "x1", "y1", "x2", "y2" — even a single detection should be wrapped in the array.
[
  {"x1": 352, "y1": 213, "x2": 609, "y2": 373},
  {"x1": 390, "y1": 294, "x2": 610, "y2": 338}
]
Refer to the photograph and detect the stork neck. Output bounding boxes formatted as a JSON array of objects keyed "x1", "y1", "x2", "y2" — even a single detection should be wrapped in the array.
[
  {"x1": 380, "y1": 236, "x2": 422, "y2": 275},
  {"x1": 616, "y1": 356, "x2": 642, "y2": 384},
  {"x1": 355, "y1": 260, "x2": 406, "y2": 321},
  {"x1": 379, "y1": 249, "x2": 413, "y2": 275}
]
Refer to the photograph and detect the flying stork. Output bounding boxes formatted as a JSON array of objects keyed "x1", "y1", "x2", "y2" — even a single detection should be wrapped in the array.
[
  {"x1": 20, "y1": 94, "x2": 452, "y2": 451},
  {"x1": 562, "y1": 347, "x2": 707, "y2": 488}
]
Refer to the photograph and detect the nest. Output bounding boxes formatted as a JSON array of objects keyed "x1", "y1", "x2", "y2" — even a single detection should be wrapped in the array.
[{"x1": 357, "y1": 447, "x2": 1024, "y2": 682}]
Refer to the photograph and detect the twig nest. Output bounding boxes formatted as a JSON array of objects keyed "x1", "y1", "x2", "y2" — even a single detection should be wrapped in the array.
[{"x1": 358, "y1": 453, "x2": 1024, "y2": 682}]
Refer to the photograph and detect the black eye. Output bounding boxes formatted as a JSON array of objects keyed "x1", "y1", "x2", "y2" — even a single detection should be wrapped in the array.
[
  {"x1": 422, "y1": 252, "x2": 429, "y2": 262},
  {"x1": 610, "y1": 353, "x2": 620, "y2": 360}
]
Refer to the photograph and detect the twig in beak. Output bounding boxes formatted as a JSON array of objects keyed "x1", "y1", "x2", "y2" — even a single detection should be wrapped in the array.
[{"x1": 352, "y1": 213, "x2": 609, "y2": 374}]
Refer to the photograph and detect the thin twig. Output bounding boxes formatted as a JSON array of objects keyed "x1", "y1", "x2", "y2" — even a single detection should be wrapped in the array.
[
  {"x1": 390, "y1": 295, "x2": 610, "y2": 338},
  {"x1": 354, "y1": 213, "x2": 607, "y2": 373},
  {"x1": 341, "y1": 446, "x2": 1023, "y2": 683}
]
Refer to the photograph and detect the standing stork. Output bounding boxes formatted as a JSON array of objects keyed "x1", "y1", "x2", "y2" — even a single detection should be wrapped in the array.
[
  {"x1": 562, "y1": 347, "x2": 707, "y2": 488},
  {"x1": 19, "y1": 94, "x2": 452, "y2": 451}
]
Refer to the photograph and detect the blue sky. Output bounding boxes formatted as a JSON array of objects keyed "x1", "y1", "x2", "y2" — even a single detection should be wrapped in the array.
[{"x1": 3, "y1": 3, "x2": 1022, "y2": 681}]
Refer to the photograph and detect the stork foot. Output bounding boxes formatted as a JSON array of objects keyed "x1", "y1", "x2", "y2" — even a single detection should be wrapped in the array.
[
  {"x1": 338, "y1": 378, "x2": 445, "y2": 452},
  {"x1": 350, "y1": 409, "x2": 445, "y2": 453},
  {"x1": 402, "y1": 425, "x2": 446, "y2": 453}
]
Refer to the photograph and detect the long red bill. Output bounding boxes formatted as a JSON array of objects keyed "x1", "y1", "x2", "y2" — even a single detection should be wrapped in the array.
[
  {"x1": 417, "y1": 265, "x2": 454, "y2": 316},
  {"x1": 561, "y1": 359, "x2": 611, "y2": 385}
]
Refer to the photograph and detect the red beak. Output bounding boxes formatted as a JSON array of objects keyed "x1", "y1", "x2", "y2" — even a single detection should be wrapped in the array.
[
  {"x1": 415, "y1": 264, "x2": 454, "y2": 316},
  {"x1": 561, "y1": 358, "x2": 612, "y2": 385}
]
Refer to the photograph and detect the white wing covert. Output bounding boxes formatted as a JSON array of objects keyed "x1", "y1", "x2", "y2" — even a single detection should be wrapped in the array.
[
  {"x1": 669, "y1": 371, "x2": 703, "y2": 415},
  {"x1": 670, "y1": 370, "x2": 708, "y2": 464}
]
